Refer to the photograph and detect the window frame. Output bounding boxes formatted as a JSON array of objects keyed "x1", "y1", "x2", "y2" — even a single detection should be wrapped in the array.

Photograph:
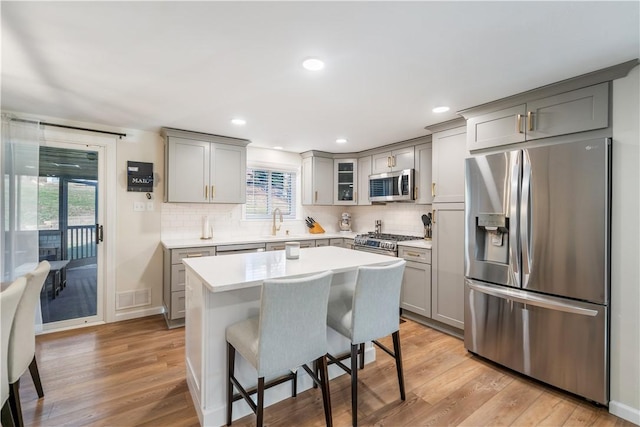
[{"x1": 245, "y1": 165, "x2": 297, "y2": 221}]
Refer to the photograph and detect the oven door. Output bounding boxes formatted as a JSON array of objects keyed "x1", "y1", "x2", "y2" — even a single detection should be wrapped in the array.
[{"x1": 353, "y1": 245, "x2": 397, "y2": 257}]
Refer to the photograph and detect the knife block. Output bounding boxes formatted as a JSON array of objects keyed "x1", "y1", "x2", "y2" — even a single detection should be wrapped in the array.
[{"x1": 309, "y1": 223, "x2": 325, "y2": 234}]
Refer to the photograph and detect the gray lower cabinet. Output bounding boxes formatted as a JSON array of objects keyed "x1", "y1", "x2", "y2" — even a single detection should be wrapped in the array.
[
  {"x1": 431, "y1": 203, "x2": 465, "y2": 329},
  {"x1": 163, "y1": 245, "x2": 215, "y2": 328},
  {"x1": 399, "y1": 246, "x2": 431, "y2": 317},
  {"x1": 466, "y1": 82, "x2": 609, "y2": 151}
]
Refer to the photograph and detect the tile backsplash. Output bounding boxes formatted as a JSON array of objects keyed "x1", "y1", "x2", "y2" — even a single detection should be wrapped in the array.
[{"x1": 161, "y1": 202, "x2": 432, "y2": 240}]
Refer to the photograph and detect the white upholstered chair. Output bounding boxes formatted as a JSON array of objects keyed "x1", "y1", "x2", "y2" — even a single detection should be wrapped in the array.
[
  {"x1": 1, "y1": 277, "x2": 28, "y2": 427},
  {"x1": 325, "y1": 259, "x2": 407, "y2": 427},
  {"x1": 226, "y1": 270, "x2": 334, "y2": 427},
  {"x1": 8, "y1": 260, "x2": 50, "y2": 427}
]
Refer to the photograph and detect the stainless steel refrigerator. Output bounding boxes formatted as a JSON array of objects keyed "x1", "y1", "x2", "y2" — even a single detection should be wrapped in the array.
[{"x1": 464, "y1": 137, "x2": 611, "y2": 405}]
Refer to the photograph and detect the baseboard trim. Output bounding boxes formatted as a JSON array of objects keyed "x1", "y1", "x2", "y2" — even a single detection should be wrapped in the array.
[
  {"x1": 609, "y1": 400, "x2": 640, "y2": 425},
  {"x1": 115, "y1": 305, "x2": 164, "y2": 322}
]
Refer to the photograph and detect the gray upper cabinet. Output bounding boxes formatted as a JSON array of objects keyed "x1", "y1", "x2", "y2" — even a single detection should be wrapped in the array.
[
  {"x1": 414, "y1": 143, "x2": 433, "y2": 204},
  {"x1": 466, "y1": 83, "x2": 609, "y2": 151},
  {"x1": 163, "y1": 128, "x2": 249, "y2": 203},
  {"x1": 334, "y1": 159, "x2": 357, "y2": 205},
  {"x1": 301, "y1": 154, "x2": 334, "y2": 205},
  {"x1": 357, "y1": 155, "x2": 372, "y2": 206},
  {"x1": 371, "y1": 146, "x2": 414, "y2": 174}
]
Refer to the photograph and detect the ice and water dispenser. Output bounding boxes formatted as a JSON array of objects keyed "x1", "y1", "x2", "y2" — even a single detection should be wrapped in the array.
[{"x1": 474, "y1": 213, "x2": 509, "y2": 265}]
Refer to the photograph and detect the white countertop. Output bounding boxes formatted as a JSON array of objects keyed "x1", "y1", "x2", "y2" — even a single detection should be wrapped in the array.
[
  {"x1": 182, "y1": 245, "x2": 398, "y2": 293},
  {"x1": 162, "y1": 231, "x2": 359, "y2": 249},
  {"x1": 398, "y1": 239, "x2": 432, "y2": 250}
]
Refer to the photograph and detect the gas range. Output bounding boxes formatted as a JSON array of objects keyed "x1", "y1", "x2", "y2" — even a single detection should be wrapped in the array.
[{"x1": 353, "y1": 232, "x2": 422, "y2": 256}]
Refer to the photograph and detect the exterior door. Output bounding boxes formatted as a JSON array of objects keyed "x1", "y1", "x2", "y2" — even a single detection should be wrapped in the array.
[{"x1": 39, "y1": 142, "x2": 105, "y2": 330}]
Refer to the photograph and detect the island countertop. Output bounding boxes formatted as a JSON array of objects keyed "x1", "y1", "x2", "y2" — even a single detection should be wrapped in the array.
[{"x1": 182, "y1": 245, "x2": 398, "y2": 293}]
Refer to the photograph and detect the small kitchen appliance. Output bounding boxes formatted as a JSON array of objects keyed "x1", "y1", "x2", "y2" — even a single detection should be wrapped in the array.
[
  {"x1": 339, "y1": 213, "x2": 352, "y2": 232},
  {"x1": 201, "y1": 215, "x2": 212, "y2": 240}
]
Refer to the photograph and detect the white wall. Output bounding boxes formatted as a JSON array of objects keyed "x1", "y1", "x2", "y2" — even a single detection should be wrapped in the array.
[
  {"x1": 114, "y1": 129, "x2": 164, "y2": 320},
  {"x1": 610, "y1": 66, "x2": 640, "y2": 424}
]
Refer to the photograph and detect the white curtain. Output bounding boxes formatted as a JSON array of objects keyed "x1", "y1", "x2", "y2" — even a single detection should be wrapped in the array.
[{"x1": 1, "y1": 115, "x2": 42, "y2": 282}]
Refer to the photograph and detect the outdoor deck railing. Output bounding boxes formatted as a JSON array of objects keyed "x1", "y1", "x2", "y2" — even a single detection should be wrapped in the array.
[{"x1": 67, "y1": 225, "x2": 97, "y2": 261}]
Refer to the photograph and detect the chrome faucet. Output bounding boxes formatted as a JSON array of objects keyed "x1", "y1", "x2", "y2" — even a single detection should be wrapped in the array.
[{"x1": 272, "y1": 207, "x2": 283, "y2": 235}]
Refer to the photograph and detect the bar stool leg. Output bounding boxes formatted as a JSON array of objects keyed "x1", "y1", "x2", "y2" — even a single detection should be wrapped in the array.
[
  {"x1": 256, "y1": 377, "x2": 265, "y2": 427},
  {"x1": 226, "y1": 343, "x2": 235, "y2": 426},
  {"x1": 29, "y1": 356, "x2": 44, "y2": 398},
  {"x1": 392, "y1": 331, "x2": 406, "y2": 401},
  {"x1": 317, "y1": 355, "x2": 333, "y2": 427},
  {"x1": 350, "y1": 343, "x2": 358, "y2": 427}
]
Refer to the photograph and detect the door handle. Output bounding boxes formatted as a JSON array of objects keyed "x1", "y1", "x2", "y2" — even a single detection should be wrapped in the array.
[
  {"x1": 211, "y1": 185, "x2": 215, "y2": 199},
  {"x1": 431, "y1": 182, "x2": 436, "y2": 198},
  {"x1": 516, "y1": 114, "x2": 523, "y2": 134},
  {"x1": 315, "y1": 191, "x2": 318, "y2": 203},
  {"x1": 527, "y1": 111, "x2": 534, "y2": 131},
  {"x1": 96, "y1": 223, "x2": 104, "y2": 244},
  {"x1": 432, "y1": 210, "x2": 436, "y2": 224},
  {"x1": 204, "y1": 185, "x2": 208, "y2": 200}
]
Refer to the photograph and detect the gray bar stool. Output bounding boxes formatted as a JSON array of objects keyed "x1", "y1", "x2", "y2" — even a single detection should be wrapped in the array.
[
  {"x1": 325, "y1": 259, "x2": 406, "y2": 427},
  {"x1": 226, "y1": 270, "x2": 334, "y2": 427}
]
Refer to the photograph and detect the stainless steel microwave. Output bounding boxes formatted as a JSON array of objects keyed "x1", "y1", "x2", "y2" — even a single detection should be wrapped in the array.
[{"x1": 369, "y1": 169, "x2": 414, "y2": 202}]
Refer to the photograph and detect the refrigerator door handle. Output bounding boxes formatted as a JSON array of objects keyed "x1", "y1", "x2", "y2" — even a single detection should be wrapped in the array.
[
  {"x1": 509, "y1": 151, "x2": 521, "y2": 285},
  {"x1": 467, "y1": 280, "x2": 599, "y2": 317},
  {"x1": 521, "y1": 150, "x2": 532, "y2": 287}
]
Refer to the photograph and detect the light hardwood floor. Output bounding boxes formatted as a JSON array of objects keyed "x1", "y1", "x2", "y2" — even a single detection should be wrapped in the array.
[{"x1": 20, "y1": 315, "x2": 630, "y2": 426}]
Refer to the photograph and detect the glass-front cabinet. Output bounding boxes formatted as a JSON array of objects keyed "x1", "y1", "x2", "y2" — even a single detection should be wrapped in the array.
[{"x1": 334, "y1": 159, "x2": 357, "y2": 205}]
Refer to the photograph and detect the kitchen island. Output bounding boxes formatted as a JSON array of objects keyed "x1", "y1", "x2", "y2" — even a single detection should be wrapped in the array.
[{"x1": 182, "y1": 245, "x2": 398, "y2": 426}]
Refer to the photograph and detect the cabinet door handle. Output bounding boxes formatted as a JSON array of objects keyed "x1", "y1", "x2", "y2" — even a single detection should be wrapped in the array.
[
  {"x1": 387, "y1": 156, "x2": 391, "y2": 168},
  {"x1": 204, "y1": 185, "x2": 208, "y2": 200},
  {"x1": 211, "y1": 185, "x2": 215, "y2": 198},
  {"x1": 354, "y1": 191, "x2": 357, "y2": 202},
  {"x1": 315, "y1": 191, "x2": 318, "y2": 202},
  {"x1": 392, "y1": 155, "x2": 396, "y2": 167},
  {"x1": 431, "y1": 182, "x2": 436, "y2": 198},
  {"x1": 432, "y1": 210, "x2": 436, "y2": 224},
  {"x1": 516, "y1": 114, "x2": 524, "y2": 134},
  {"x1": 406, "y1": 251, "x2": 421, "y2": 258},
  {"x1": 527, "y1": 111, "x2": 534, "y2": 131},
  {"x1": 186, "y1": 253, "x2": 203, "y2": 258}
]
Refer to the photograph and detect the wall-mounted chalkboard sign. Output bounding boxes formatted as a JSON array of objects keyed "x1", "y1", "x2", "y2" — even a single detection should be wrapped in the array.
[{"x1": 127, "y1": 161, "x2": 154, "y2": 192}]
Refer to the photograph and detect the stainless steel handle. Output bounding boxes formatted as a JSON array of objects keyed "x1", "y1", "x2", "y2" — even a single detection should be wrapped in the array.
[
  {"x1": 527, "y1": 111, "x2": 534, "y2": 131},
  {"x1": 397, "y1": 175, "x2": 402, "y2": 197},
  {"x1": 467, "y1": 280, "x2": 598, "y2": 317},
  {"x1": 95, "y1": 223, "x2": 104, "y2": 244},
  {"x1": 521, "y1": 150, "x2": 532, "y2": 288},
  {"x1": 516, "y1": 114, "x2": 523, "y2": 134},
  {"x1": 509, "y1": 152, "x2": 520, "y2": 282}
]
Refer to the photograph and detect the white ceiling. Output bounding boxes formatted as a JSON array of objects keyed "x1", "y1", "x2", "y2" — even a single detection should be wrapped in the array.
[{"x1": 2, "y1": 2, "x2": 638, "y2": 153}]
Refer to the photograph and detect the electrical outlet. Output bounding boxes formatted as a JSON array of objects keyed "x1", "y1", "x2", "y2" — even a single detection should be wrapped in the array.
[
  {"x1": 146, "y1": 202, "x2": 154, "y2": 211},
  {"x1": 134, "y1": 202, "x2": 145, "y2": 212}
]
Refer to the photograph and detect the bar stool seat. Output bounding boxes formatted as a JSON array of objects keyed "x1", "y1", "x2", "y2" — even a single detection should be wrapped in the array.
[
  {"x1": 325, "y1": 259, "x2": 406, "y2": 427},
  {"x1": 226, "y1": 270, "x2": 334, "y2": 427}
]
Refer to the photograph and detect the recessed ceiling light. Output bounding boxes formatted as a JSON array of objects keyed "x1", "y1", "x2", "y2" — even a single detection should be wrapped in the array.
[
  {"x1": 273, "y1": 146, "x2": 283, "y2": 150},
  {"x1": 302, "y1": 58, "x2": 325, "y2": 71},
  {"x1": 336, "y1": 138, "x2": 348, "y2": 144},
  {"x1": 432, "y1": 106, "x2": 450, "y2": 113},
  {"x1": 231, "y1": 118, "x2": 246, "y2": 125}
]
